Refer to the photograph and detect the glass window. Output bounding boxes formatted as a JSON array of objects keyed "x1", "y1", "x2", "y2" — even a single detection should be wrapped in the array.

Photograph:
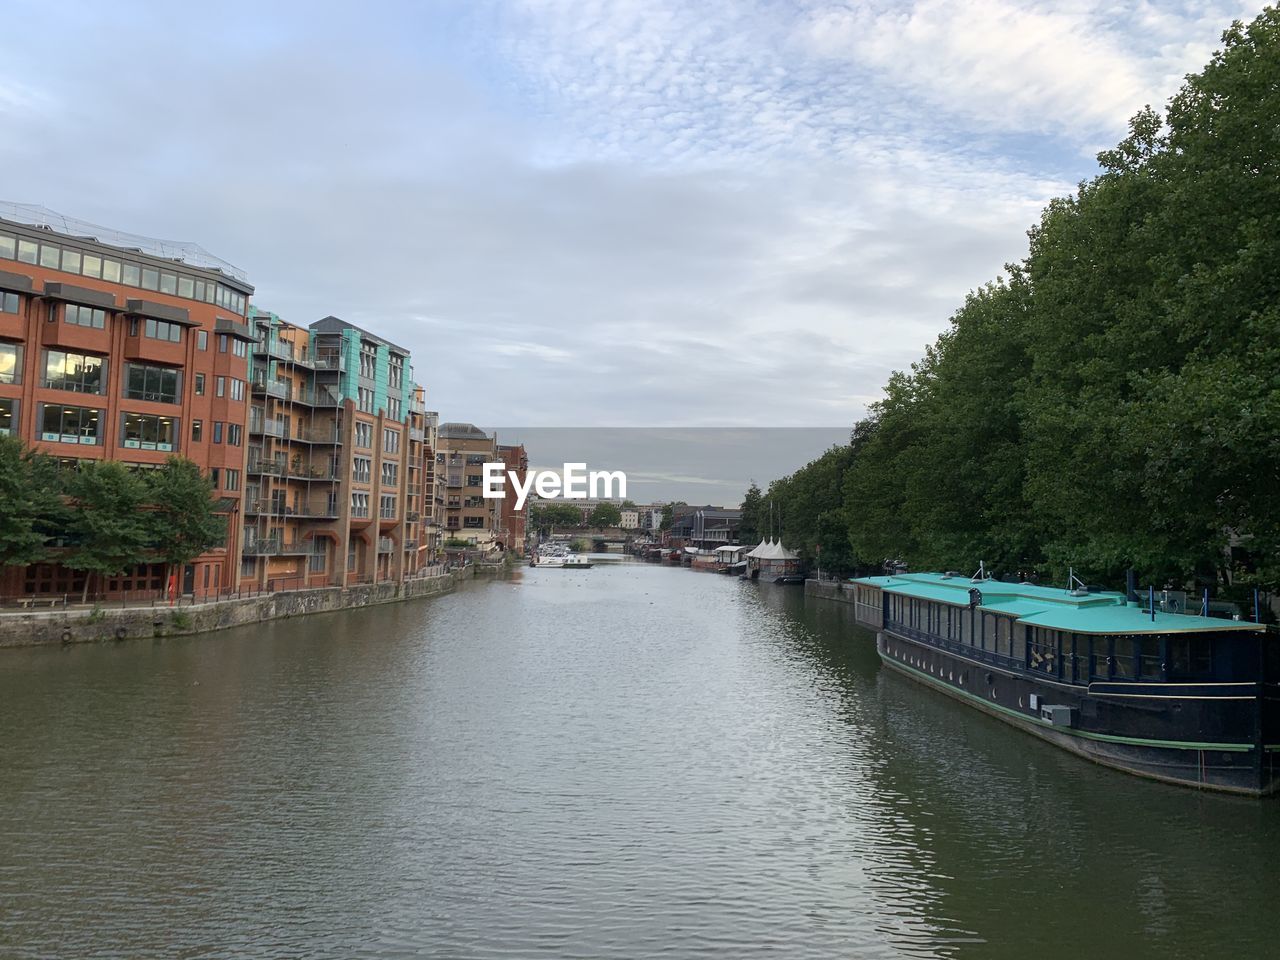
[
  {"x1": 1091, "y1": 637, "x2": 1112, "y2": 679},
  {"x1": 1139, "y1": 636, "x2": 1163, "y2": 680},
  {"x1": 233, "y1": 339, "x2": 247, "y2": 358},
  {"x1": 351, "y1": 492, "x2": 370, "y2": 517},
  {"x1": 355, "y1": 421, "x2": 372, "y2": 448},
  {"x1": 40, "y1": 244, "x2": 60, "y2": 268},
  {"x1": 195, "y1": 373, "x2": 205, "y2": 395},
  {"x1": 204, "y1": 283, "x2": 214, "y2": 303},
  {"x1": 40, "y1": 404, "x2": 101, "y2": 444},
  {"x1": 381, "y1": 461, "x2": 398, "y2": 486},
  {"x1": 144, "y1": 318, "x2": 182, "y2": 342},
  {"x1": 44, "y1": 350, "x2": 105, "y2": 394},
  {"x1": 192, "y1": 420, "x2": 202, "y2": 442},
  {"x1": 194, "y1": 280, "x2": 205, "y2": 301},
  {"x1": 178, "y1": 276, "x2": 194, "y2": 298},
  {"x1": 1112, "y1": 637, "x2": 1136, "y2": 679},
  {"x1": 0, "y1": 342, "x2": 21, "y2": 384},
  {"x1": 17, "y1": 239, "x2": 38, "y2": 264},
  {"x1": 215, "y1": 376, "x2": 225, "y2": 398},
  {"x1": 159, "y1": 273, "x2": 177, "y2": 295},
  {"x1": 0, "y1": 396, "x2": 14, "y2": 435},
  {"x1": 124, "y1": 363, "x2": 180, "y2": 404},
  {"x1": 60, "y1": 249, "x2": 81, "y2": 274},
  {"x1": 65, "y1": 304, "x2": 107, "y2": 328},
  {"x1": 224, "y1": 469, "x2": 239, "y2": 491},
  {"x1": 0, "y1": 234, "x2": 14, "y2": 259},
  {"x1": 102, "y1": 259, "x2": 121, "y2": 283},
  {"x1": 81, "y1": 254, "x2": 102, "y2": 279},
  {"x1": 230, "y1": 379, "x2": 244, "y2": 401},
  {"x1": 227, "y1": 424, "x2": 241, "y2": 446},
  {"x1": 140, "y1": 268, "x2": 159, "y2": 291},
  {"x1": 122, "y1": 412, "x2": 176, "y2": 451},
  {"x1": 1, "y1": 291, "x2": 20, "y2": 314},
  {"x1": 197, "y1": 330, "x2": 208, "y2": 350},
  {"x1": 122, "y1": 263, "x2": 141, "y2": 286},
  {"x1": 380, "y1": 494, "x2": 396, "y2": 519},
  {"x1": 213, "y1": 421, "x2": 223, "y2": 444}
]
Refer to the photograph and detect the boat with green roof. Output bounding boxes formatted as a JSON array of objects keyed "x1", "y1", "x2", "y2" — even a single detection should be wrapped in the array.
[{"x1": 849, "y1": 569, "x2": 1278, "y2": 795}]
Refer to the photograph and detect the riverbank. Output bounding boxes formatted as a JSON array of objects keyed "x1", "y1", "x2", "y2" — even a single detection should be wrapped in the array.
[
  {"x1": 0, "y1": 564, "x2": 504, "y2": 649},
  {"x1": 804, "y1": 578, "x2": 855, "y2": 605}
]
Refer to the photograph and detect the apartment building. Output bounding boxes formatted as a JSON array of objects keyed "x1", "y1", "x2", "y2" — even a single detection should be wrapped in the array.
[
  {"x1": 0, "y1": 204, "x2": 254, "y2": 598},
  {"x1": 240, "y1": 311, "x2": 435, "y2": 589},
  {"x1": 436, "y1": 422, "x2": 501, "y2": 551},
  {"x1": 496, "y1": 443, "x2": 528, "y2": 555}
]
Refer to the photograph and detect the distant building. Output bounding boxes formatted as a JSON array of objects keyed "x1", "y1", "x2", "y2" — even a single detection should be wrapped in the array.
[
  {"x1": 666, "y1": 506, "x2": 741, "y2": 548},
  {"x1": 437, "y1": 422, "x2": 500, "y2": 551},
  {"x1": 619, "y1": 509, "x2": 640, "y2": 530},
  {"x1": 496, "y1": 442, "x2": 528, "y2": 555}
]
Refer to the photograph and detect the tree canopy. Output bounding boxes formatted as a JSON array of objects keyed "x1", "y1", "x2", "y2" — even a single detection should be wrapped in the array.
[{"x1": 745, "y1": 8, "x2": 1280, "y2": 600}]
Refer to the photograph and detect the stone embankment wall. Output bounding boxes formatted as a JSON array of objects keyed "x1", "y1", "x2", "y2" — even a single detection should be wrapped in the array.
[
  {"x1": 0, "y1": 566, "x2": 495, "y2": 649},
  {"x1": 804, "y1": 579, "x2": 856, "y2": 605}
]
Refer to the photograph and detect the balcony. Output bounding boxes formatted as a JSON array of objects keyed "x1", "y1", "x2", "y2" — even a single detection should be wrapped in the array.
[
  {"x1": 245, "y1": 499, "x2": 340, "y2": 519},
  {"x1": 409, "y1": 428, "x2": 425, "y2": 442},
  {"x1": 311, "y1": 352, "x2": 345, "y2": 372},
  {"x1": 243, "y1": 538, "x2": 308, "y2": 556},
  {"x1": 247, "y1": 455, "x2": 285, "y2": 476},
  {"x1": 251, "y1": 373, "x2": 290, "y2": 400},
  {"x1": 293, "y1": 386, "x2": 342, "y2": 407},
  {"x1": 445, "y1": 473, "x2": 463, "y2": 488},
  {"x1": 284, "y1": 459, "x2": 340, "y2": 481},
  {"x1": 377, "y1": 537, "x2": 394, "y2": 553},
  {"x1": 248, "y1": 414, "x2": 285, "y2": 438}
]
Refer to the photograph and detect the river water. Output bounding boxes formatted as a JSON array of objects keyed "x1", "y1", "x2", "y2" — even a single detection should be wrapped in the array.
[{"x1": 1, "y1": 561, "x2": 1275, "y2": 958}]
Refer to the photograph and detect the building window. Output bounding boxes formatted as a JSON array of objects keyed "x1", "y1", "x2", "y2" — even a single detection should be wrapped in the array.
[
  {"x1": 218, "y1": 334, "x2": 228, "y2": 353},
  {"x1": 389, "y1": 355, "x2": 403, "y2": 388},
  {"x1": 44, "y1": 350, "x2": 105, "y2": 394},
  {"x1": 230, "y1": 378, "x2": 245, "y2": 401},
  {"x1": 387, "y1": 397, "x2": 401, "y2": 421},
  {"x1": 122, "y1": 262, "x2": 140, "y2": 285},
  {"x1": 40, "y1": 404, "x2": 101, "y2": 445},
  {"x1": 141, "y1": 268, "x2": 159, "y2": 291},
  {"x1": 61, "y1": 249, "x2": 82, "y2": 274},
  {"x1": 0, "y1": 342, "x2": 21, "y2": 384},
  {"x1": 213, "y1": 421, "x2": 224, "y2": 444},
  {"x1": 0, "y1": 233, "x2": 13, "y2": 258},
  {"x1": 192, "y1": 420, "x2": 203, "y2": 442},
  {"x1": 194, "y1": 373, "x2": 205, "y2": 395},
  {"x1": 65, "y1": 304, "x2": 106, "y2": 329},
  {"x1": 122, "y1": 413, "x2": 177, "y2": 451},
  {"x1": 0, "y1": 397, "x2": 15, "y2": 435},
  {"x1": 159, "y1": 272, "x2": 177, "y2": 296},
  {"x1": 197, "y1": 330, "x2": 208, "y2": 351},
  {"x1": 40, "y1": 245, "x2": 59, "y2": 268},
  {"x1": 359, "y1": 342, "x2": 377, "y2": 378},
  {"x1": 466, "y1": 474, "x2": 482, "y2": 487},
  {"x1": 355, "y1": 421, "x2": 372, "y2": 448},
  {"x1": 1, "y1": 291, "x2": 19, "y2": 314},
  {"x1": 223, "y1": 468, "x2": 240, "y2": 491},
  {"x1": 464, "y1": 517, "x2": 484, "y2": 529},
  {"x1": 124, "y1": 363, "x2": 180, "y2": 404},
  {"x1": 144, "y1": 318, "x2": 182, "y2": 343},
  {"x1": 381, "y1": 461, "x2": 398, "y2": 487},
  {"x1": 17, "y1": 239, "x2": 37, "y2": 264},
  {"x1": 357, "y1": 386, "x2": 374, "y2": 413},
  {"x1": 383, "y1": 427, "x2": 400, "y2": 453},
  {"x1": 380, "y1": 494, "x2": 396, "y2": 519},
  {"x1": 353, "y1": 456, "x2": 371, "y2": 484},
  {"x1": 216, "y1": 376, "x2": 226, "y2": 397},
  {"x1": 233, "y1": 339, "x2": 248, "y2": 358},
  {"x1": 227, "y1": 424, "x2": 242, "y2": 446},
  {"x1": 351, "y1": 492, "x2": 370, "y2": 518}
]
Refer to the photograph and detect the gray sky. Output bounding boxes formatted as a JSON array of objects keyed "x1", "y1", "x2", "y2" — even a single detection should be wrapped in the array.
[{"x1": 0, "y1": 0, "x2": 1258, "y2": 436}]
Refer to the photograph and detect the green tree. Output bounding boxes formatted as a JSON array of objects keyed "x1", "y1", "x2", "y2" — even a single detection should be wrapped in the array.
[
  {"x1": 659, "y1": 501, "x2": 685, "y2": 532},
  {"x1": 146, "y1": 457, "x2": 224, "y2": 596},
  {"x1": 739, "y1": 482, "x2": 763, "y2": 544},
  {"x1": 588, "y1": 502, "x2": 622, "y2": 529},
  {"x1": 63, "y1": 461, "x2": 150, "y2": 601},
  {"x1": 0, "y1": 436, "x2": 63, "y2": 570}
]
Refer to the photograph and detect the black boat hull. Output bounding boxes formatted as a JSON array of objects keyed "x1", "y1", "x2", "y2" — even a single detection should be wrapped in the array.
[{"x1": 877, "y1": 630, "x2": 1276, "y2": 796}]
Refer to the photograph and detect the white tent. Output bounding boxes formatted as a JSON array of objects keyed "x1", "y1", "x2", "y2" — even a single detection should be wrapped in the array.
[{"x1": 746, "y1": 538, "x2": 799, "y2": 561}]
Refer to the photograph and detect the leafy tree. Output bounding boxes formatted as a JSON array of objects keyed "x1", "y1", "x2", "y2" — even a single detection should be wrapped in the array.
[
  {"x1": 63, "y1": 461, "x2": 150, "y2": 601},
  {"x1": 0, "y1": 436, "x2": 63, "y2": 569},
  {"x1": 146, "y1": 457, "x2": 224, "y2": 595},
  {"x1": 588, "y1": 502, "x2": 622, "y2": 529},
  {"x1": 659, "y1": 501, "x2": 685, "y2": 532},
  {"x1": 529, "y1": 502, "x2": 584, "y2": 531},
  {"x1": 739, "y1": 482, "x2": 763, "y2": 544}
]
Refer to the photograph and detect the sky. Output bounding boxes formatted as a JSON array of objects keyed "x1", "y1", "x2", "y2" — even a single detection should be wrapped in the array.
[{"x1": 0, "y1": 0, "x2": 1261, "y2": 444}]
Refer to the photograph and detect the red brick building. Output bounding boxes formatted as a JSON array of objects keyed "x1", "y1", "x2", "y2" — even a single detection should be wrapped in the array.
[
  {"x1": 496, "y1": 442, "x2": 528, "y2": 555},
  {"x1": 0, "y1": 205, "x2": 254, "y2": 599}
]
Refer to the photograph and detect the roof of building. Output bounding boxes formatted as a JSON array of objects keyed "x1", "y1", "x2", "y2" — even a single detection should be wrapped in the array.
[
  {"x1": 438, "y1": 422, "x2": 492, "y2": 440},
  {"x1": 850, "y1": 572, "x2": 1265, "y2": 635},
  {"x1": 0, "y1": 201, "x2": 250, "y2": 285},
  {"x1": 309, "y1": 314, "x2": 409, "y2": 355}
]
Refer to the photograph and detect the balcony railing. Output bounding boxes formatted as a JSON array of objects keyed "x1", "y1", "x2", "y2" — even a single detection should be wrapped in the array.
[
  {"x1": 377, "y1": 537, "x2": 394, "y2": 553},
  {"x1": 248, "y1": 415, "x2": 285, "y2": 438},
  {"x1": 251, "y1": 374, "x2": 290, "y2": 400},
  {"x1": 243, "y1": 499, "x2": 340, "y2": 519},
  {"x1": 284, "y1": 461, "x2": 340, "y2": 481},
  {"x1": 246, "y1": 456, "x2": 285, "y2": 476},
  {"x1": 445, "y1": 473, "x2": 463, "y2": 488},
  {"x1": 409, "y1": 428, "x2": 425, "y2": 442},
  {"x1": 243, "y1": 538, "x2": 308, "y2": 556}
]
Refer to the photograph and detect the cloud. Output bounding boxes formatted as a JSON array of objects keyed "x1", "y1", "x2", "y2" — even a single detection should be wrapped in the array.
[{"x1": 0, "y1": 0, "x2": 1261, "y2": 433}]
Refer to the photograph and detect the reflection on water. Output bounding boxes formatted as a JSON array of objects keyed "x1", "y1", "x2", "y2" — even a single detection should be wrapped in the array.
[{"x1": 0, "y1": 563, "x2": 1274, "y2": 959}]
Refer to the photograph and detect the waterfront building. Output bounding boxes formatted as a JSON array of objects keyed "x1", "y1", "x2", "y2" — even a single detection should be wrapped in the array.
[
  {"x1": 850, "y1": 571, "x2": 1278, "y2": 795},
  {"x1": 240, "y1": 311, "x2": 434, "y2": 589},
  {"x1": 619, "y1": 509, "x2": 640, "y2": 530},
  {"x1": 437, "y1": 422, "x2": 501, "y2": 551},
  {"x1": 0, "y1": 203, "x2": 254, "y2": 599},
  {"x1": 496, "y1": 443, "x2": 528, "y2": 555},
  {"x1": 667, "y1": 506, "x2": 742, "y2": 548}
]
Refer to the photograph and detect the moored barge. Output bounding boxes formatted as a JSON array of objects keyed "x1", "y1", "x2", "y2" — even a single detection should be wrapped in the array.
[{"x1": 849, "y1": 572, "x2": 1278, "y2": 795}]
